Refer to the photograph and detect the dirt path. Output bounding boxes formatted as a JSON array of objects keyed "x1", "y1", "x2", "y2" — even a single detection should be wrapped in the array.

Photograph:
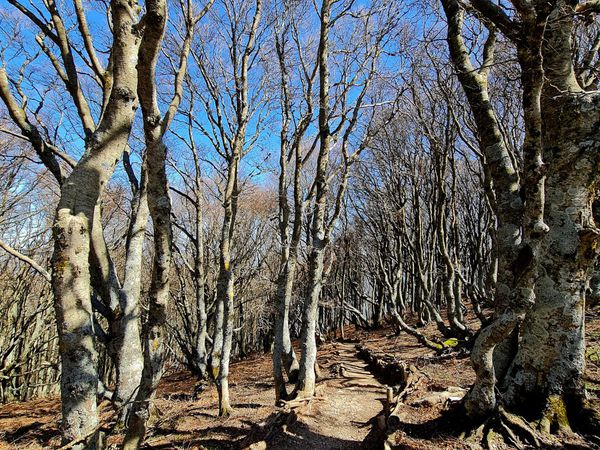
[
  {"x1": 0, "y1": 340, "x2": 388, "y2": 450},
  {"x1": 266, "y1": 342, "x2": 387, "y2": 450},
  {"x1": 2, "y1": 317, "x2": 599, "y2": 449}
]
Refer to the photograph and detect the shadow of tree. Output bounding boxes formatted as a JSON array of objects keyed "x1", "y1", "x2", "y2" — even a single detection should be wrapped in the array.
[
  {"x1": 233, "y1": 403, "x2": 262, "y2": 409},
  {"x1": 2, "y1": 421, "x2": 45, "y2": 442},
  {"x1": 146, "y1": 421, "x2": 377, "y2": 450},
  {"x1": 234, "y1": 409, "x2": 384, "y2": 450},
  {"x1": 269, "y1": 419, "x2": 378, "y2": 450}
]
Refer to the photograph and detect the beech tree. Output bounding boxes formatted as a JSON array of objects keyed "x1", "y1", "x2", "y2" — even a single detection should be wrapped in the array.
[
  {"x1": 168, "y1": 89, "x2": 212, "y2": 381},
  {"x1": 123, "y1": 0, "x2": 212, "y2": 446},
  {"x1": 441, "y1": 0, "x2": 600, "y2": 437},
  {"x1": 271, "y1": 0, "x2": 317, "y2": 403},
  {"x1": 187, "y1": 0, "x2": 265, "y2": 416},
  {"x1": 294, "y1": 0, "x2": 399, "y2": 399},
  {"x1": 0, "y1": 0, "x2": 145, "y2": 445},
  {"x1": 1, "y1": 0, "x2": 599, "y2": 447},
  {"x1": 0, "y1": 0, "x2": 209, "y2": 445}
]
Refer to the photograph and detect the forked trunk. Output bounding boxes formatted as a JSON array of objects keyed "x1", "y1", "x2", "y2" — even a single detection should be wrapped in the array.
[
  {"x1": 123, "y1": 0, "x2": 173, "y2": 443},
  {"x1": 50, "y1": 1, "x2": 140, "y2": 443}
]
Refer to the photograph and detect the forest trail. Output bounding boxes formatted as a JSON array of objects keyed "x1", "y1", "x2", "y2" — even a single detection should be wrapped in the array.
[
  {"x1": 0, "y1": 338, "x2": 389, "y2": 449},
  {"x1": 265, "y1": 342, "x2": 386, "y2": 449},
  {"x1": 1, "y1": 315, "x2": 598, "y2": 449}
]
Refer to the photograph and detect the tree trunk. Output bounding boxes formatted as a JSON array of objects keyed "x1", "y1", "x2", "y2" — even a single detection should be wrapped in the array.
[
  {"x1": 216, "y1": 263, "x2": 234, "y2": 416},
  {"x1": 215, "y1": 151, "x2": 238, "y2": 416},
  {"x1": 295, "y1": 245, "x2": 326, "y2": 398},
  {"x1": 115, "y1": 171, "x2": 148, "y2": 422},
  {"x1": 294, "y1": 0, "x2": 331, "y2": 400},
  {"x1": 273, "y1": 257, "x2": 300, "y2": 402},
  {"x1": 503, "y1": 160, "x2": 595, "y2": 420},
  {"x1": 502, "y1": 3, "x2": 600, "y2": 425},
  {"x1": 50, "y1": 1, "x2": 140, "y2": 445},
  {"x1": 52, "y1": 205, "x2": 99, "y2": 450},
  {"x1": 444, "y1": 0, "x2": 600, "y2": 428},
  {"x1": 440, "y1": 0, "x2": 530, "y2": 418},
  {"x1": 210, "y1": 291, "x2": 225, "y2": 380},
  {"x1": 193, "y1": 181, "x2": 208, "y2": 380},
  {"x1": 123, "y1": 0, "x2": 172, "y2": 444},
  {"x1": 122, "y1": 139, "x2": 171, "y2": 448}
]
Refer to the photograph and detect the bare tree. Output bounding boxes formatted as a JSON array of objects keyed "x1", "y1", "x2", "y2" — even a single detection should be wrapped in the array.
[
  {"x1": 271, "y1": 0, "x2": 318, "y2": 403},
  {"x1": 188, "y1": 0, "x2": 265, "y2": 416},
  {"x1": 123, "y1": 0, "x2": 212, "y2": 446},
  {"x1": 0, "y1": 0, "x2": 144, "y2": 444},
  {"x1": 442, "y1": 0, "x2": 600, "y2": 435},
  {"x1": 295, "y1": 0, "x2": 398, "y2": 399}
]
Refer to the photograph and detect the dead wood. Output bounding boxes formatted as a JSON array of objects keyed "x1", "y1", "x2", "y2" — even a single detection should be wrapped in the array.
[{"x1": 387, "y1": 365, "x2": 426, "y2": 429}]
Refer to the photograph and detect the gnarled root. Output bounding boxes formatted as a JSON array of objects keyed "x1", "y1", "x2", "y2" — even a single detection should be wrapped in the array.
[{"x1": 460, "y1": 407, "x2": 551, "y2": 449}]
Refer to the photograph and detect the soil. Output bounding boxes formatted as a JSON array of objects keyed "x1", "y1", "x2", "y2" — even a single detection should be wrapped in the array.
[{"x1": 0, "y1": 311, "x2": 599, "y2": 450}]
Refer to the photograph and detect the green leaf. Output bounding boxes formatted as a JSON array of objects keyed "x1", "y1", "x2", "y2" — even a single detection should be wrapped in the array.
[{"x1": 443, "y1": 338, "x2": 458, "y2": 347}]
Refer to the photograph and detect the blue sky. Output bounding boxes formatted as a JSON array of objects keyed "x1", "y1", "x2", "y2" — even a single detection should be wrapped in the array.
[{"x1": 0, "y1": 0, "x2": 429, "y2": 205}]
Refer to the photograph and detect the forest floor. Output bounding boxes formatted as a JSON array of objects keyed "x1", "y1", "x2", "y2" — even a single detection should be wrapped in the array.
[{"x1": 1, "y1": 311, "x2": 599, "y2": 450}]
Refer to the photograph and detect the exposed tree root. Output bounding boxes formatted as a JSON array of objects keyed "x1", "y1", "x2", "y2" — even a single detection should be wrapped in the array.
[
  {"x1": 498, "y1": 407, "x2": 542, "y2": 447},
  {"x1": 391, "y1": 314, "x2": 448, "y2": 351},
  {"x1": 240, "y1": 384, "x2": 327, "y2": 448},
  {"x1": 280, "y1": 396, "x2": 317, "y2": 408},
  {"x1": 239, "y1": 409, "x2": 299, "y2": 449},
  {"x1": 359, "y1": 339, "x2": 596, "y2": 449},
  {"x1": 453, "y1": 389, "x2": 600, "y2": 450},
  {"x1": 387, "y1": 366, "x2": 426, "y2": 429},
  {"x1": 460, "y1": 406, "x2": 555, "y2": 449},
  {"x1": 410, "y1": 386, "x2": 466, "y2": 407}
]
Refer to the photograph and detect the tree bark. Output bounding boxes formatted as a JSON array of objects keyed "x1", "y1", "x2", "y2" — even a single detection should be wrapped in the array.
[
  {"x1": 502, "y1": 3, "x2": 600, "y2": 426},
  {"x1": 123, "y1": 0, "x2": 172, "y2": 445},
  {"x1": 294, "y1": 0, "x2": 331, "y2": 399},
  {"x1": 50, "y1": 0, "x2": 140, "y2": 446},
  {"x1": 440, "y1": 0, "x2": 534, "y2": 418},
  {"x1": 115, "y1": 167, "x2": 148, "y2": 421},
  {"x1": 215, "y1": 149, "x2": 239, "y2": 417},
  {"x1": 443, "y1": 0, "x2": 600, "y2": 427},
  {"x1": 211, "y1": 0, "x2": 262, "y2": 416}
]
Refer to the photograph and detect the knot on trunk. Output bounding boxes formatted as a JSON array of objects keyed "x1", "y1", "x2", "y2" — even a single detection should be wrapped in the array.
[
  {"x1": 146, "y1": 114, "x2": 161, "y2": 128},
  {"x1": 532, "y1": 219, "x2": 550, "y2": 236},
  {"x1": 114, "y1": 87, "x2": 136, "y2": 103},
  {"x1": 145, "y1": 10, "x2": 165, "y2": 26},
  {"x1": 511, "y1": 244, "x2": 534, "y2": 279}
]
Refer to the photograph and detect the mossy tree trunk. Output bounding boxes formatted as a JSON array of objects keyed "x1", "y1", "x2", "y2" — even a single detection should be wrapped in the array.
[
  {"x1": 503, "y1": 2, "x2": 600, "y2": 423},
  {"x1": 442, "y1": 0, "x2": 600, "y2": 429}
]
